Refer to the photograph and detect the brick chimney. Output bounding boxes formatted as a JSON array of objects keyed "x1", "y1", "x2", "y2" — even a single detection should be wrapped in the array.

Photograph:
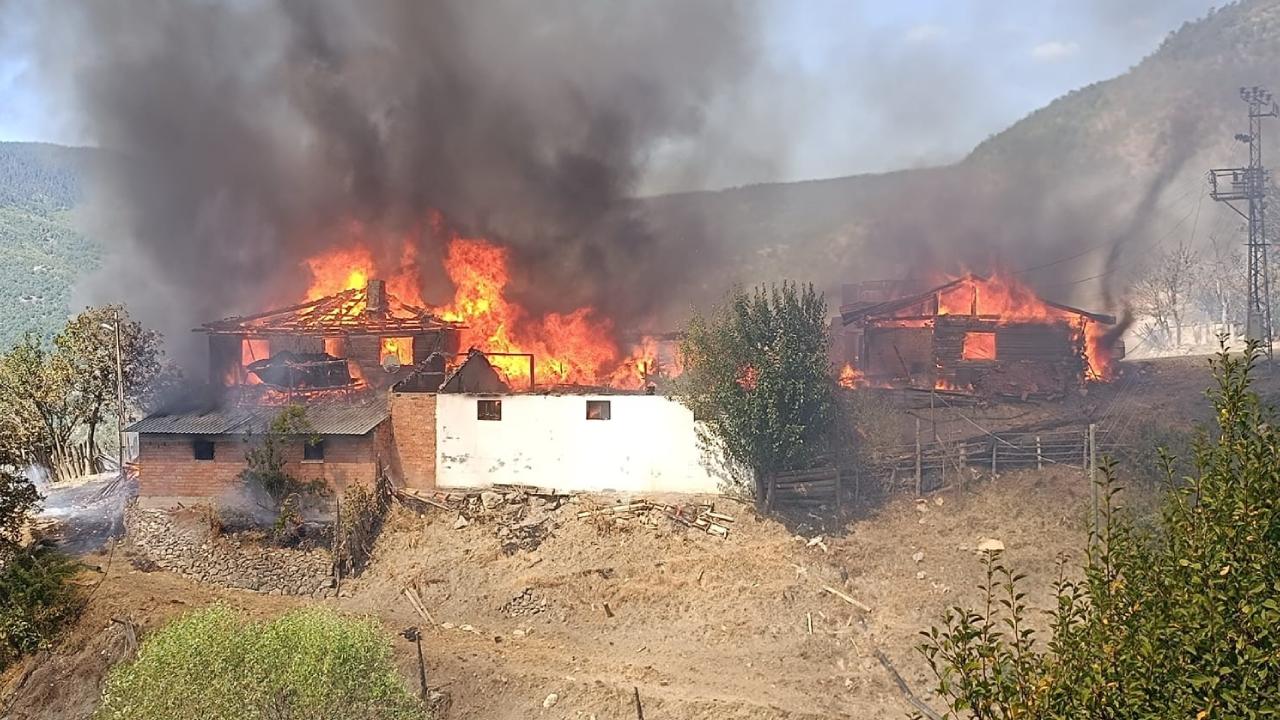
[{"x1": 366, "y1": 279, "x2": 387, "y2": 317}]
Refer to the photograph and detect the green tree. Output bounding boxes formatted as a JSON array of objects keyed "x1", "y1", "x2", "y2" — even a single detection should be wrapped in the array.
[
  {"x1": 240, "y1": 405, "x2": 323, "y2": 512},
  {"x1": 96, "y1": 605, "x2": 427, "y2": 720},
  {"x1": 0, "y1": 548, "x2": 83, "y2": 669},
  {"x1": 916, "y1": 344, "x2": 1280, "y2": 718},
  {"x1": 54, "y1": 304, "x2": 164, "y2": 467},
  {"x1": 0, "y1": 430, "x2": 82, "y2": 672},
  {"x1": 0, "y1": 305, "x2": 165, "y2": 477},
  {"x1": 677, "y1": 282, "x2": 839, "y2": 505}
]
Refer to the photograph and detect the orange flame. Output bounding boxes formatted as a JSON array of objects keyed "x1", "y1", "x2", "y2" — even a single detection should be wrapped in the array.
[
  {"x1": 938, "y1": 273, "x2": 1114, "y2": 380},
  {"x1": 439, "y1": 235, "x2": 662, "y2": 387},
  {"x1": 835, "y1": 272, "x2": 1116, "y2": 389},
  {"x1": 837, "y1": 363, "x2": 866, "y2": 389},
  {"x1": 297, "y1": 222, "x2": 670, "y2": 389}
]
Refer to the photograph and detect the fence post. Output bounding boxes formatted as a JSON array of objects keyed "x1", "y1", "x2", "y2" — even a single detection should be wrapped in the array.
[
  {"x1": 990, "y1": 437, "x2": 997, "y2": 477},
  {"x1": 1083, "y1": 427, "x2": 1089, "y2": 469},
  {"x1": 1088, "y1": 423, "x2": 1098, "y2": 545},
  {"x1": 1036, "y1": 435, "x2": 1043, "y2": 470},
  {"x1": 915, "y1": 417, "x2": 922, "y2": 496}
]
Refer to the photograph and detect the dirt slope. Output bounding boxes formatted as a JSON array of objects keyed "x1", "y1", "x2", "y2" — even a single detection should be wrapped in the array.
[{"x1": 3, "y1": 465, "x2": 1091, "y2": 719}]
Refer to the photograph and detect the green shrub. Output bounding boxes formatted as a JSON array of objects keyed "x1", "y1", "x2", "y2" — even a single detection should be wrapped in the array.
[
  {"x1": 916, "y1": 345, "x2": 1280, "y2": 718},
  {"x1": 0, "y1": 548, "x2": 83, "y2": 669},
  {"x1": 96, "y1": 605, "x2": 425, "y2": 720}
]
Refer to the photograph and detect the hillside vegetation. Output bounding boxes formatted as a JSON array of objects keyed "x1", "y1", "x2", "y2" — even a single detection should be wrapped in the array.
[{"x1": 0, "y1": 143, "x2": 99, "y2": 347}]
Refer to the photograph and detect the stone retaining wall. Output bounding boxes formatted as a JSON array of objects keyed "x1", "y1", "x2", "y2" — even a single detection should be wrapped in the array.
[{"x1": 124, "y1": 503, "x2": 337, "y2": 598}]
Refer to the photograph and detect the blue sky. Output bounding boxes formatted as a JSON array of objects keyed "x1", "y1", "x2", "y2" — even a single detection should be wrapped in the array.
[{"x1": 0, "y1": 0, "x2": 1220, "y2": 185}]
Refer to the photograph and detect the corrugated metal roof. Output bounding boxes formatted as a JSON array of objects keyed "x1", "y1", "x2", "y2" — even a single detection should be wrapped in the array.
[{"x1": 126, "y1": 398, "x2": 388, "y2": 436}]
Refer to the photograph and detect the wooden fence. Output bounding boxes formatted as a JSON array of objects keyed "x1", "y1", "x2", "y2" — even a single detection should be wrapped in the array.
[{"x1": 869, "y1": 424, "x2": 1126, "y2": 495}]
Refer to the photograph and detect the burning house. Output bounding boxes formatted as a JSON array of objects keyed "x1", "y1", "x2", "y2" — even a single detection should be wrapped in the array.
[
  {"x1": 201, "y1": 278, "x2": 464, "y2": 396},
  {"x1": 837, "y1": 274, "x2": 1120, "y2": 396},
  {"x1": 129, "y1": 237, "x2": 715, "y2": 508}
]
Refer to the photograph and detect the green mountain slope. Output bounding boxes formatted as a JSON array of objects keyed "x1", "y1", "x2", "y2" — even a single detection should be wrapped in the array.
[{"x1": 0, "y1": 142, "x2": 100, "y2": 346}]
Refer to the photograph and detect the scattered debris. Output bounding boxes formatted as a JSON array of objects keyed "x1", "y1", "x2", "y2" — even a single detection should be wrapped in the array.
[
  {"x1": 543, "y1": 692, "x2": 559, "y2": 709},
  {"x1": 806, "y1": 535, "x2": 830, "y2": 553},
  {"x1": 402, "y1": 586, "x2": 437, "y2": 626},
  {"x1": 452, "y1": 516, "x2": 471, "y2": 530},
  {"x1": 915, "y1": 571, "x2": 927, "y2": 580},
  {"x1": 500, "y1": 588, "x2": 548, "y2": 618},
  {"x1": 977, "y1": 537, "x2": 1005, "y2": 553},
  {"x1": 577, "y1": 499, "x2": 735, "y2": 538},
  {"x1": 911, "y1": 551, "x2": 925, "y2": 563}
]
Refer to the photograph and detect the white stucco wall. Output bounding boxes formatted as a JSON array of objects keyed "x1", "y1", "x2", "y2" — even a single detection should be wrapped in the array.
[{"x1": 435, "y1": 394, "x2": 726, "y2": 494}]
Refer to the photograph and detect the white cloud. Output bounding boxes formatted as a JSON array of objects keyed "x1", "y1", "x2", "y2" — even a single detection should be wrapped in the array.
[
  {"x1": 1031, "y1": 40, "x2": 1081, "y2": 62},
  {"x1": 904, "y1": 24, "x2": 948, "y2": 44}
]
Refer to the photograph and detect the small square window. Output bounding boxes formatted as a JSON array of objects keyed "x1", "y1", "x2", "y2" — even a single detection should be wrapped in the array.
[
  {"x1": 477, "y1": 399, "x2": 502, "y2": 421},
  {"x1": 193, "y1": 440, "x2": 215, "y2": 461},
  {"x1": 303, "y1": 439, "x2": 325, "y2": 461},
  {"x1": 586, "y1": 400, "x2": 611, "y2": 420}
]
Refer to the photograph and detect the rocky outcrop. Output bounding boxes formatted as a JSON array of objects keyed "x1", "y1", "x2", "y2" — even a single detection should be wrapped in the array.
[{"x1": 124, "y1": 504, "x2": 336, "y2": 598}]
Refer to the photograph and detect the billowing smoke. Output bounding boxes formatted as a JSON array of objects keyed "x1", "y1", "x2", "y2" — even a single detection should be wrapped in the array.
[{"x1": 11, "y1": 0, "x2": 764, "y2": 366}]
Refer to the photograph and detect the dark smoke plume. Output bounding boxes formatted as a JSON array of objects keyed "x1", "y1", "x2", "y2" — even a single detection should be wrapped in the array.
[{"x1": 14, "y1": 0, "x2": 763, "y2": 366}]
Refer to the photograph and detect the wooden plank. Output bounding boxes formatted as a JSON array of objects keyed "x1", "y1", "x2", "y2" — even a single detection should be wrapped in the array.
[{"x1": 821, "y1": 585, "x2": 872, "y2": 612}]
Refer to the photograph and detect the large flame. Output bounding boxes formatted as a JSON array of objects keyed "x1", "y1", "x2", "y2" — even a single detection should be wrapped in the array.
[
  {"x1": 299, "y1": 225, "x2": 667, "y2": 389},
  {"x1": 837, "y1": 273, "x2": 1115, "y2": 390},
  {"x1": 942, "y1": 273, "x2": 1114, "y2": 380},
  {"x1": 438, "y1": 236, "x2": 660, "y2": 387}
]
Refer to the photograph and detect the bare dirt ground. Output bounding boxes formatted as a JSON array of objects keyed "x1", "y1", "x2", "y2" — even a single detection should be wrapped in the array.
[
  {"x1": 6, "y1": 353, "x2": 1249, "y2": 719},
  {"x1": 3, "y1": 466, "x2": 1092, "y2": 719}
]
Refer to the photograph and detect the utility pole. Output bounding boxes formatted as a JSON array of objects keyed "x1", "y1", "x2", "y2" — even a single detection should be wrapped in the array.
[
  {"x1": 114, "y1": 310, "x2": 126, "y2": 475},
  {"x1": 1210, "y1": 85, "x2": 1279, "y2": 360}
]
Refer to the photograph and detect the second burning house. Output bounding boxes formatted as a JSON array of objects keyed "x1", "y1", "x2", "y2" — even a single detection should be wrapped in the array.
[{"x1": 839, "y1": 274, "x2": 1120, "y2": 396}]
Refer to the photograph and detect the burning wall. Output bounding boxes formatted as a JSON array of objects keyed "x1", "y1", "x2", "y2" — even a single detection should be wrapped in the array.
[{"x1": 839, "y1": 274, "x2": 1119, "y2": 396}]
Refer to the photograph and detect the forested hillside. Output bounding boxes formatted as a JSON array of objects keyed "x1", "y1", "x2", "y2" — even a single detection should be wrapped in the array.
[{"x1": 0, "y1": 142, "x2": 99, "y2": 347}]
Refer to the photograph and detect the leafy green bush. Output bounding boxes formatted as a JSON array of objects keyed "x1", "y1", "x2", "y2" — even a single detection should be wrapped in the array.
[
  {"x1": 240, "y1": 406, "x2": 327, "y2": 540},
  {"x1": 677, "y1": 282, "x2": 839, "y2": 504},
  {"x1": 0, "y1": 548, "x2": 83, "y2": 669},
  {"x1": 96, "y1": 605, "x2": 426, "y2": 720},
  {"x1": 916, "y1": 346, "x2": 1280, "y2": 718}
]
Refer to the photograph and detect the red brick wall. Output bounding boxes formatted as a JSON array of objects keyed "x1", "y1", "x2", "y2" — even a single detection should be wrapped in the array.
[
  {"x1": 388, "y1": 392, "x2": 436, "y2": 490},
  {"x1": 137, "y1": 425, "x2": 385, "y2": 501}
]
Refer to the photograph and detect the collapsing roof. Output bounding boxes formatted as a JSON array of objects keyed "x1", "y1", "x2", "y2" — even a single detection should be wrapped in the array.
[
  {"x1": 198, "y1": 279, "x2": 463, "y2": 338},
  {"x1": 126, "y1": 398, "x2": 389, "y2": 436},
  {"x1": 841, "y1": 274, "x2": 1116, "y2": 327},
  {"x1": 834, "y1": 274, "x2": 1119, "y2": 395}
]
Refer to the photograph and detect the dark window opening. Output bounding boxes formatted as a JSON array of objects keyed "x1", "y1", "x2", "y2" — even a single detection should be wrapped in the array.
[
  {"x1": 193, "y1": 440, "x2": 215, "y2": 461},
  {"x1": 303, "y1": 439, "x2": 325, "y2": 461},
  {"x1": 586, "y1": 400, "x2": 612, "y2": 420},
  {"x1": 477, "y1": 399, "x2": 502, "y2": 421}
]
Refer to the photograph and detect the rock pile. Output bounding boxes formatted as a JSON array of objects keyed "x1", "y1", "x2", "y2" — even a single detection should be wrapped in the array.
[{"x1": 124, "y1": 503, "x2": 337, "y2": 598}]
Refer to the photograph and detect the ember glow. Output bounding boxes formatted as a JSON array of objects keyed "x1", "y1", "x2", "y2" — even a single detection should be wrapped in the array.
[
  {"x1": 438, "y1": 235, "x2": 662, "y2": 387},
  {"x1": 837, "y1": 363, "x2": 866, "y2": 389},
  {"x1": 299, "y1": 225, "x2": 669, "y2": 389},
  {"x1": 938, "y1": 273, "x2": 1114, "y2": 380},
  {"x1": 837, "y1": 272, "x2": 1116, "y2": 392}
]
